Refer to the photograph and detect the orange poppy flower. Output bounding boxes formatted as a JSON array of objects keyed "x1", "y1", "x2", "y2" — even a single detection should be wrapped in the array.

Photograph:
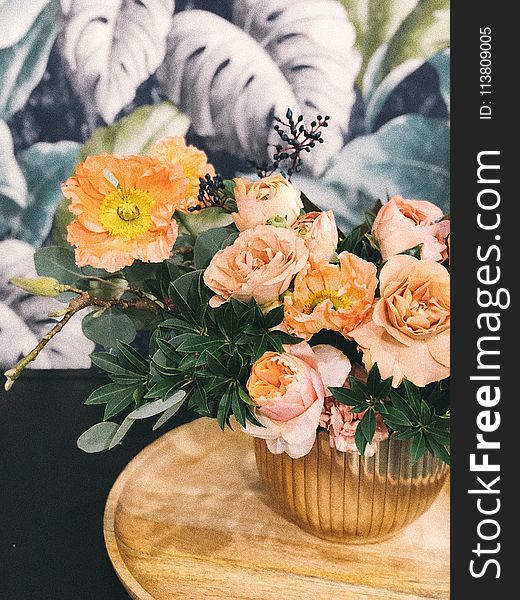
[
  {"x1": 63, "y1": 154, "x2": 188, "y2": 272},
  {"x1": 283, "y1": 253, "x2": 378, "y2": 339},
  {"x1": 148, "y1": 136, "x2": 216, "y2": 211}
]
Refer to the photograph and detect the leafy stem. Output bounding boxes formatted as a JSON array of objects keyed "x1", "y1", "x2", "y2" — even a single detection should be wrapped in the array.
[{"x1": 4, "y1": 289, "x2": 160, "y2": 391}]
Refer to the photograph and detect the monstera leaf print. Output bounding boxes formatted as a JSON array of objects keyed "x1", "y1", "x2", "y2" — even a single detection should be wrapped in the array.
[
  {"x1": 157, "y1": 1, "x2": 359, "y2": 176},
  {"x1": 0, "y1": 240, "x2": 94, "y2": 369},
  {"x1": 60, "y1": 0, "x2": 175, "y2": 123}
]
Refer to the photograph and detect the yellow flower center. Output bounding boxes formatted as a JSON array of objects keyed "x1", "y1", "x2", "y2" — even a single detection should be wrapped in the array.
[
  {"x1": 99, "y1": 188, "x2": 154, "y2": 238},
  {"x1": 303, "y1": 290, "x2": 351, "y2": 314}
]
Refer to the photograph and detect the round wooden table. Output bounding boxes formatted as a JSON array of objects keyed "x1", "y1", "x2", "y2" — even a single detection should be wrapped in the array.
[{"x1": 104, "y1": 418, "x2": 449, "y2": 599}]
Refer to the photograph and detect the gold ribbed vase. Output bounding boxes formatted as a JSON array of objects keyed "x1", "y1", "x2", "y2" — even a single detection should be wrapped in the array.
[{"x1": 254, "y1": 430, "x2": 449, "y2": 543}]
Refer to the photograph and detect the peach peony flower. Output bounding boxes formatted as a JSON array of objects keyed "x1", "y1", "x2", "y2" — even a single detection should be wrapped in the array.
[
  {"x1": 64, "y1": 155, "x2": 188, "y2": 273},
  {"x1": 148, "y1": 136, "x2": 215, "y2": 212},
  {"x1": 232, "y1": 174, "x2": 303, "y2": 231},
  {"x1": 351, "y1": 255, "x2": 450, "y2": 387},
  {"x1": 203, "y1": 225, "x2": 308, "y2": 308},
  {"x1": 283, "y1": 252, "x2": 378, "y2": 339},
  {"x1": 292, "y1": 210, "x2": 338, "y2": 262},
  {"x1": 320, "y1": 397, "x2": 389, "y2": 457},
  {"x1": 243, "y1": 342, "x2": 350, "y2": 458},
  {"x1": 372, "y1": 195, "x2": 450, "y2": 262}
]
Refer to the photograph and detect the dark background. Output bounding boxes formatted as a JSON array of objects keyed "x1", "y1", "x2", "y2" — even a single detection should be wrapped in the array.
[
  {"x1": 0, "y1": 370, "x2": 194, "y2": 599},
  {"x1": 451, "y1": 1, "x2": 514, "y2": 597}
]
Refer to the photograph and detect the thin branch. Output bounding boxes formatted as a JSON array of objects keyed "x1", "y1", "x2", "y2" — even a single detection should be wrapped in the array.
[{"x1": 4, "y1": 291, "x2": 160, "y2": 391}]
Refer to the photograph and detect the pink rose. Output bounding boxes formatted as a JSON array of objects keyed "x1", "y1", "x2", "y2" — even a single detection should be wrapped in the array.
[
  {"x1": 243, "y1": 342, "x2": 351, "y2": 458},
  {"x1": 232, "y1": 174, "x2": 303, "y2": 231},
  {"x1": 292, "y1": 210, "x2": 338, "y2": 262},
  {"x1": 351, "y1": 255, "x2": 450, "y2": 387},
  {"x1": 372, "y1": 195, "x2": 450, "y2": 262},
  {"x1": 320, "y1": 397, "x2": 389, "y2": 457},
  {"x1": 203, "y1": 225, "x2": 308, "y2": 308}
]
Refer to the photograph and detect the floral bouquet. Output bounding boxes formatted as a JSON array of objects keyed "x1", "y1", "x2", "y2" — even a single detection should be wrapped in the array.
[{"x1": 4, "y1": 112, "x2": 450, "y2": 467}]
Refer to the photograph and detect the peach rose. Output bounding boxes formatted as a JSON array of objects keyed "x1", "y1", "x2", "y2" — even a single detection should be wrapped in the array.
[
  {"x1": 203, "y1": 225, "x2": 308, "y2": 308},
  {"x1": 320, "y1": 398, "x2": 389, "y2": 457},
  {"x1": 372, "y1": 196, "x2": 450, "y2": 262},
  {"x1": 232, "y1": 174, "x2": 303, "y2": 231},
  {"x1": 243, "y1": 342, "x2": 351, "y2": 458},
  {"x1": 351, "y1": 255, "x2": 450, "y2": 387},
  {"x1": 292, "y1": 211, "x2": 338, "y2": 262},
  {"x1": 283, "y1": 252, "x2": 378, "y2": 340}
]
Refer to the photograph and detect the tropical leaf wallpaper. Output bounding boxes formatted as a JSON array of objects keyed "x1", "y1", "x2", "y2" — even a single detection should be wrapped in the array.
[{"x1": 0, "y1": 0, "x2": 450, "y2": 369}]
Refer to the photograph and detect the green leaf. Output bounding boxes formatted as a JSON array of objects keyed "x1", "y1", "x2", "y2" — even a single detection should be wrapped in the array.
[
  {"x1": 77, "y1": 422, "x2": 119, "y2": 453},
  {"x1": 0, "y1": 1, "x2": 58, "y2": 119},
  {"x1": 128, "y1": 390, "x2": 186, "y2": 420},
  {"x1": 349, "y1": 376, "x2": 369, "y2": 398},
  {"x1": 366, "y1": 363, "x2": 381, "y2": 397},
  {"x1": 263, "y1": 305, "x2": 285, "y2": 329},
  {"x1": 159, "y1": 318, "x2": 200, "y2": 334},
  {"x1": 90, "y1": 352, "x2": 133, "y2": 377},
  {"x1": 360, "y1": 409, "x2": 377, "y2": 445},
  {"x1": 34, "y1": 245, "x2": 84, "y2": 286},
  {"x1": 231, "y1": 387, "x2": 247, "y2": 428},
  {"x1": 176, "y1": 335, "x2": 226, "y2": 354},
  {"x1": 411, "y1": 431, "x2": 427, "y2": 464},
  {"x1": 193, "y1": 227, "x2": 234, "y2": 269},
  {"x1": 329, "y1": 386, "x2": 360, "y2": 406},
  {"x1": 375, "y1": 376, "x2": 393, "y2": 400},
  {"x1": 379, "y1": 405, "x2": 413, "y2": 427},
  {"x1": 144, "y1": 379, "x2": 180, "y2": 400},
  {"x1": 176, "y1": 207, "x2": 234, "y2": 238},
  {"x1": 355, "y1": 422, "x2": 368, "y2": 455},
  {"x1": 82, "y1": 308, "x2": 137, "y2": 348},
  {"x1": 237, "y1": 386, "x2": 255, "y2": 406},
  {"x1": 426, "y1": 437, "x2": 450, "y2": 465},
  {"x1": 103, "y1": 388, "x2": 135, "y2": 420},
  {"x1": 216, "y1": 386, "x2": 233, "y2": 430},
  {"x1": 403, "y1": 379, "x2": 421, "y2": 405},
  {"x1": 85, "y1": 382, "x2": 134, "y2": 406},
  {"x1": 116, "y1": 342, "x2": 149, "y2": 375},
  {"x1": 80, "y1": 102, "x2": 189, "y2": 159},
  {"x1": 323, "y1": 115, "x2": 450, "y2": 217}
]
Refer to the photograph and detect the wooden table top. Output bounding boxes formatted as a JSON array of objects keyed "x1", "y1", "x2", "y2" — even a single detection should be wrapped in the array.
[{"x1": 104, "y1": 418, "x2": 450, "y2": 600}]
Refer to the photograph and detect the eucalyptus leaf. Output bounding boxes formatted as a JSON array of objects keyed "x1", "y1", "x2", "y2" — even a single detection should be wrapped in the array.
[
  {"x1": 77, "y1": 422, "x2": 119, "y2": 453},
  {"x1": 82, "y1": 308, "x2": 137, "y2": 348},
  {"x1": 34, "y1": 245, "x2": 84, "y2": 286},
  {"x1": 128, "y1": 390, "x2": 186, "y2": 420},
  {"x1": 108, "y1": 416, "x2": 135, "y2": 449},
  {"x1": 152, "y1": 401, "x2": 185, "y2": 431}
]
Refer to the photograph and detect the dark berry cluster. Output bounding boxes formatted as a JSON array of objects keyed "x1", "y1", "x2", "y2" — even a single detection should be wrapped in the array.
[
  {"x1": 253, "y1": 109, "x2": 329, "y2": 180},
  {"x1": 192, "y1": 174, "x2": 227, "y2": 212}
]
